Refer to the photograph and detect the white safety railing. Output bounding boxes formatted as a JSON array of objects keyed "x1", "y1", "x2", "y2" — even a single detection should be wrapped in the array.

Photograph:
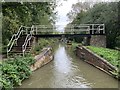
[
  {"x1": 7, "y1": 24, "x2": 105, "y2": 57},
  {"x1": 22, "y1": 25, "x2": 35, "y2": 56},
  {"x1": 7, "y1": 25, "x2": 30, "y2": 57},
  {"x1": 33, "y1": 24, "x2": 105, "y2": 34},
  {"x1": 7, "y1": 25, "x2": 23, "y2": 56}
]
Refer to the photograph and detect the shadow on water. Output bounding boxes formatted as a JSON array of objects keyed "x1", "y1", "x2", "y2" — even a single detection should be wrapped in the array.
[{"x1": 19, "y1": 43, "x2": 119, "y2": 88}]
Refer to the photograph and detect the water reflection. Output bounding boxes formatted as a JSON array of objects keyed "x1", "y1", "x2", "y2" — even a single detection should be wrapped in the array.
[
  {"x1": 19, "y1": 44, "x2": 119, "y2": 88},
  {"x1": 53, "y1": 44, "x2": 91, "y2": 88},
  {"x1": 54, "y1": 44, "x2": 72, "y2": 73}
]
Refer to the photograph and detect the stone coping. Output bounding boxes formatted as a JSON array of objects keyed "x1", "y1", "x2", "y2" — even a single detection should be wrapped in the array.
[
  {"x1": 31, "y1": 47, "x2": 53, "y2": 71},
  {"x1": 76, "y1": 45, "x2": 119, "y2": 79},
  {"x1": 82, "y1": 46, "x2": 118, "y2": 71}
]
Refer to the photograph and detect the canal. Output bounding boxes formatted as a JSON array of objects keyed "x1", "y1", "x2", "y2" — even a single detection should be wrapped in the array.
[{"x1": 19, "y1": 44, "x2": 119, "y2": 88}]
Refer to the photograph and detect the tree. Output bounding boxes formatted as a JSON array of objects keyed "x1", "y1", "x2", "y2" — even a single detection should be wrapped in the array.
[
  {"x1": 67, "y1": 2, "x2": 92, "y2": 22},
  {"x1": 66, "y1": 2, "x2": 120, "y2": 49},
  {"x1": 2, "y1": 2, "x2": 56, "y2": 46}
]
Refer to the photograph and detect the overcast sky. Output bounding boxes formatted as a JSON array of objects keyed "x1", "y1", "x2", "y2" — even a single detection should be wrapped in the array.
[
  {"x1": 55, "y1": 0, "x2": 78, "y2": 25},
  {"x1": 55, "y1": 0, "x2": 79, "y2": 32},
  {"x1": 55, "y1": 0, "x2": 118, "y2": 32}
]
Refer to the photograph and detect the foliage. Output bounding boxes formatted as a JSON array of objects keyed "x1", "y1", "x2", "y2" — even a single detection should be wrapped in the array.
[
  {"x1": 87, "y1": 46, "x2": 120, "y2": 68},
  {"x1": 32, "y1": 38, "x2": 58, "y2": 55},
  {"x1": 67, "y1": 2, "x2": 91, "y2": 22},
  {"x1": 66, "y1": 2, "x2": 120, "y2": 49},
  {"x1": 0, "y1": 74, "x2": 13, "y2": 90},
  {"x1": 2, "y1": 2, "x2": 56, "y2": 50},
  {"x1": 72, "y1": 42, "x2": 81, "y2": 49},
  {"x1": 2, "y1": 46, "x2": 7, "y2": 54},
  {"x1": 0, "y1": 56, "x2": 35, "y2": 89},
  {"x1": 115, "y1": 35, "x2": 120, "y2": 48},
  {"x1": 0, "y1": 46, "x2": 2, "y2": 54}
]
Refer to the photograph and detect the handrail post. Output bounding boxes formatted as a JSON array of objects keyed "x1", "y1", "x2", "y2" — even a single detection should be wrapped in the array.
[
  {"x1": 97, "y1": 25, "x2": 100, "y2": 34},
  {"x1": 23, "y1": 51, "x2": 25, "y2": 57},
  {"x1": 22, "y1": 46, "x2": 24, "y2": 57},
  {"x1": 87, "y1": 26, "x2": 90, "y2": 34},
  {"x1": 7, "y1": 25, "x2": 27, "y2": 57},
  {"x1": 22, "y1": 25, "x2": 34, "y2": 56},
  {"x1": 103, "y1": 24, "x2": 105, "y2": 34},
  {"x1": 92, "y1": 24, "x2": 94, "y2": 34},
  {"x1": 36, "y1": 26, "x2": 37, "y2": 35}
]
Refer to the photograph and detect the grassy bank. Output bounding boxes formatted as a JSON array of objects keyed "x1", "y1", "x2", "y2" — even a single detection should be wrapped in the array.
[
  {"x1": 67, "y1": 42, "x2": 119, "y2": 68},
  {"x1": 86, "y1": 46, "x2": 120, "y2": 68},
  {"x1": 71, "y1": 42, "x2": 82, "y2": 49},
  {"x1": 71, "y1": 42, "x2": 120, "y2": 79}
]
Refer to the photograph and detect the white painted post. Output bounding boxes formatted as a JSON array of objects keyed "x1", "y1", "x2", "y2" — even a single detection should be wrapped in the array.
[
  {"x1": 103, "y1": 24, "x2": 105, "y2": 34},
  {"x1": 92, "y1": 24, "x2": 94, "y2": 34},
  {"x1": 23, "y1": 51, "x2": 25, "y2": 57},
  {"x1": 22, "y1": 46, "x2": 24, "y2": 57},
  {"x1": 87, "y1": 26, "x2": 90, "y2": 34},
  {"x1": 98, "y1": 25, "x2": 100, "y2": 34}
]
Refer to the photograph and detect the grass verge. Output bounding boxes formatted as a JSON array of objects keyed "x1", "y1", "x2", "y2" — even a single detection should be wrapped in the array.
[{"x1": 86, "y1": 46, "x2": 120, "y2": 68}]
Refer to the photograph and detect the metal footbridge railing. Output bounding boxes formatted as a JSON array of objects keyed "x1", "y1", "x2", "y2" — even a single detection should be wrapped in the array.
[
  {"x1": 7, "y1": 25, "x2": 31, "y2": 57},
  {"x1": 22, "y1": 25, "x2": 35, "y2": 56},
  {"x1": 7, "y1": 24, "x2": 105, "y2": 57}
]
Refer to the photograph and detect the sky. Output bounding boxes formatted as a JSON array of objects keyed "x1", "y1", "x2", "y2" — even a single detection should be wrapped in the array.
[
  {"x1": 55, "y1": 0, "x2": 78, "y2": 26},
  {"x1": 55, "y1": 0, "x2": 118, "y2": 32},
  {"x1": 55, "y1": 0, "x2": 79, "y2": 32}
]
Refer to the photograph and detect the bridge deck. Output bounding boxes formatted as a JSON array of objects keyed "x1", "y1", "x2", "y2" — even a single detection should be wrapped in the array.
[{"x1": 32, "y1": 33, "x2": 105, "y2": 38}]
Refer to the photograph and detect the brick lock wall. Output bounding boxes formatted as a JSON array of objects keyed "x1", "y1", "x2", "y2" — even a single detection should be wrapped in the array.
[
  {"x1": 76, "y1": 46, "x2": 117, "y2": 77},
  {"x1": 90, "y1": 35, "x2": 106, "y2": 47}
]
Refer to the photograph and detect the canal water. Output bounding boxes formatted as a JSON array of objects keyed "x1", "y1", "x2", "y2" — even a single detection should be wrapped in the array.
[{"x1": 19, "y1": 44, "x2": 119, "y2": 88}]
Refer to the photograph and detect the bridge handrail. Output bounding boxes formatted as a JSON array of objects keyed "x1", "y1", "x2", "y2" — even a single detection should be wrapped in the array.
[
  {"x1": 7, "y1": 25, "x2": 24, "y2": 56},
  {"x1": 7, "y1": 26, "x2": 22, "y2": 47},
  {"x1": 7, "y1": 25, "x2": 31, "y2": 56},
  {"x1": 33, "y1": 24, "x2": 105, "y2": 33},
  {"x1": 22, "y1": 25, "x2": 34, "y2": 56}
]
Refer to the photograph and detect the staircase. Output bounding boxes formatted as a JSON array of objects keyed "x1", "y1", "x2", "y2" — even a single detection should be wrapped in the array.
[
  {"x1": 10, "y1": 35, "x2": 33, "y2": 53},
  {"x1": 7, "y1": 25, "x2": 34, "y2": 57}
]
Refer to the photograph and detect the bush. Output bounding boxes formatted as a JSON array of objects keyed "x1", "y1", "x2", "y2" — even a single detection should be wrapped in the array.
[
  {"x1": 2, "y1": 45, "x2": 7, "y2": 54},
  {"x1": 0, "y1": 74, "x2": 13, "y2": 89},
  {"x1": 1, "y1": 56, "x2": 35, "y2": 89},
  {"x1": 32, "y1": 38, "x2": 58, "y2": 55},
  {"x1": 0, "y1": 46, "x2": 2, "y2": 54},
  {"x1": 115, "y1": 35, "x2": 120, "y2": 48}
]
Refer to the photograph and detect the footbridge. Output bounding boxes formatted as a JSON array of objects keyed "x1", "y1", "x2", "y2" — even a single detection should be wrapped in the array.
[{"x1": 7, "y1": 24, "x2": 105, "y2": 56}]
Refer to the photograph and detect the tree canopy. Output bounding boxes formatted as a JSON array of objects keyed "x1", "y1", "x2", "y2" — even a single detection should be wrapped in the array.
[
  {"x1": 2, "y1": 2, "x2": 56, "y2": 46},
  {"x1": 66, "y1": 2, "x2": 120, "y2": 49}
]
